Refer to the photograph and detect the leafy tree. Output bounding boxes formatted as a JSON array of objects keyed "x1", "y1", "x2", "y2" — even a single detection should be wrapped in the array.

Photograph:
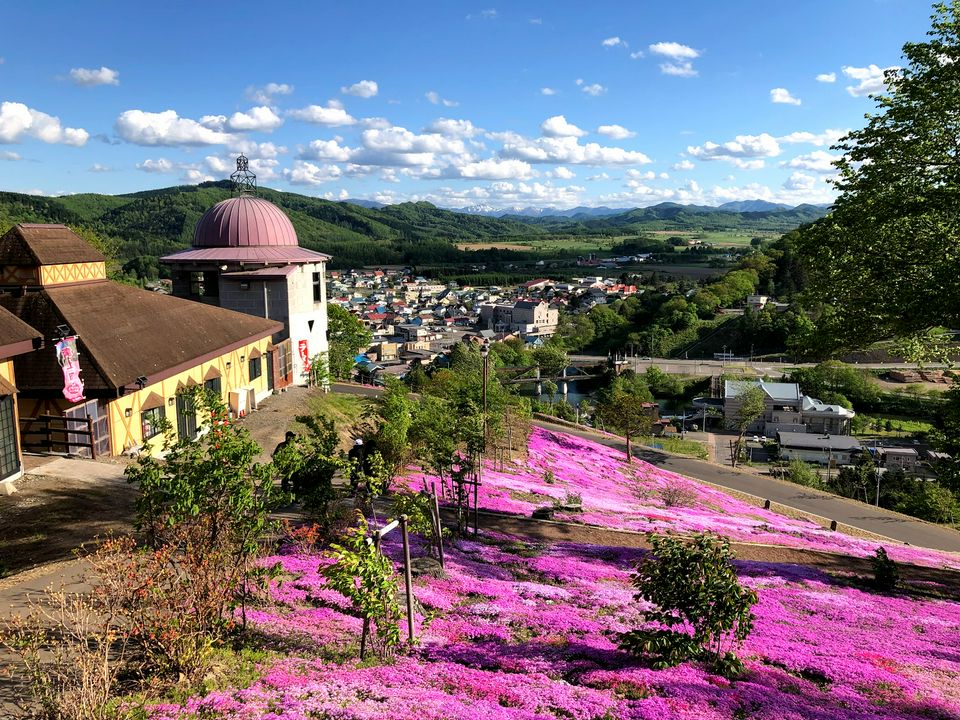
[
  {"x1": 619, "y1": 533, "x2": 757, "y2": 677},
  {"x1": 409, "y1": 395, "x2": 458, "y2": 490},
  {"x1": 327, "y1": 305, "x2": 373, "y2": 380},
  {"x1": 785, "y1": 459, "x2": 824, "y2": 489},
  {"x1": 368, "y1": 377, "x2": 412, "y2": 475},
  {"x1": 793, "y1": 3, "x2": 960, "y2": 356},
  {"x1": 323, "y1": 513, "x2": 401, "y2": 659},
  {"x1": 596, "y1": 382, "x2": 655, "y2": 463},
  {"x1": 870, "y1": 547, "x2": 900, "y2": 592},
  {"x1": 727, "y1": 386, "x2": 766, "y2": 467},
  {"x1": 532, "y1": 342, "x2": 569, "y2": 379}
]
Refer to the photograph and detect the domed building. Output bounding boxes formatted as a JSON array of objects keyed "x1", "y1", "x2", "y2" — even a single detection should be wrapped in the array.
[{"x1": 161, "y1": 157, "x2": 331, "y2": 392}]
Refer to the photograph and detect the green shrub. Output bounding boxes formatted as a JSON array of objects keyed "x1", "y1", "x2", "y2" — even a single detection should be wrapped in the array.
[
  {"x1": 870, "y1": 546, "x2": 900, "y2": 592},
  {"x1": 619, "y1": 533, "x2": 757, "y2": 677},
  {"x1": 785, "y1": 460, "x2": 824, "y2": 489}
]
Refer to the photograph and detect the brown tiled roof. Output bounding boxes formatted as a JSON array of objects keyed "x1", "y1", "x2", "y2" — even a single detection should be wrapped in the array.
[
  {"x1": 0, "y1": 224, "x2": 106, "y2": 266},
  {"x1": 0, "y1": 305, "x2": 42, "y2": 359},
  {"x1": 0, "y1": 281, "x2": 282, "y2": 395}
]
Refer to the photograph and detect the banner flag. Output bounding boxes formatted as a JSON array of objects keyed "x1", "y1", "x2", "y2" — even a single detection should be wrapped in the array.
[{"x1": 55, "y1": 336, "x2": 85, "y2": 403}]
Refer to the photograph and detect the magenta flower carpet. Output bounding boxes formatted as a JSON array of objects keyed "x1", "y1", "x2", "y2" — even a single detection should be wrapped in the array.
[
  {"x1": 147, "y1": 429, "x2": 960, "y2": 719},
  {"x1": 404, "y1": 427, "x2": 960, "y2": 570}
]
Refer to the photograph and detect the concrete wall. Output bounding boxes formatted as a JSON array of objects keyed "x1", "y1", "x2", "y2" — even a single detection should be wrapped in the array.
[
  {"x1": 286, "y1": 262, "x2": 329, "y2": 383},
  {"x1": 219, "y1": 278, "x2": 289, "y2": 342}
]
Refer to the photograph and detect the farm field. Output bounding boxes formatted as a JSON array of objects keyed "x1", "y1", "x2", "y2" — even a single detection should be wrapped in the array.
[{"x1": 149, "y1": 427, "x2": 960, "y2": 720}]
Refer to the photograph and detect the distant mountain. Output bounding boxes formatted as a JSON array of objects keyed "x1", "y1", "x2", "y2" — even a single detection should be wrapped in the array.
[
  {"x1": 454, "y1": 204, "x2": 631, "y2": 218},
  {"x1": 343, "y1": 199, "x2": 385, "y2": 209},
  {"x1": 718, "y1": 200, "x2": 793, "y2": 212}
]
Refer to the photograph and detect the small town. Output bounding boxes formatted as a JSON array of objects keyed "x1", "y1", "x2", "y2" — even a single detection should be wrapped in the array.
[{"x1": 0, "y1": 3, "x2": 959, "y2": 720}]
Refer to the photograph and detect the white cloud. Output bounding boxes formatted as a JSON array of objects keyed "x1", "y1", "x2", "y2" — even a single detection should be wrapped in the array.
[
  {"x1": 626, "y1": 169, "x2": 663, "y2": 181},
  {"x1": 284, "y1": 160, "x2": 343, "y2": 185},
  {"x1": 225, "y1": 106, "x2": 283, "y2": 132},
  {"x1": 425, "y1": 91, "x2": 459, "y2": 107},
  {"x1": 648, "y1": 42, "x2": 699, "y2": 60},
  {"x1": 659, "y1": 61, "x2": 697, "y2": 77},
  {"x1": 843, "y1": 64, "x2": 898, "y2": 97},
  {"x1": 69, "y1": 66, "x2": 119, "y2": 86},
  {"x1": 778, "y1": 128, "x2": 846, "y2": 146},
  {"x1": 548, "y1": 166, "x2": 576, "y2": 179},
  {"x1": 88, "y1": 163, "x2": 113, "y2": 172},
  {"x1": 425, "y1": 118, "x2": 480, "y2": 137},
  {"x1": 770, "y1": 88, "x2": 801, "y2": 105},
  {"x1": 501, "y1": 134, "x2": 651, "y2": 166},
  {"x1": 687, "y1": 133, "x2": 780, "y2": 168},
  {"x1": 540, "y1": 87, "x2": 557, "y2": 96},
  {"x1": 115, "y1": 109, "x2": 232, "y2": 145},
  {"x1": 0, "y1": 102, "x2": 89, "y2": 146},
  {"x1": 288, "y1": 100, "x2": 356, "y2": 126},
  {"x1": 783, "y1": 171, "x2": 817, "y2": 191},
  {"x1": 203, "y1": 156, "x2": 233, "y2": 174},
  {"x1": 466, "y1": 8, "x2": 497, "y2": 20},
  {"x1": 586, "y1": 172, "x2": 610, "y2": 181},
  {"x1": 182, "y1": 168, "x2": 215, "y2": 184},
  {"x1": 136, "y1": 158, "x2": 175, "y2": 173},
  {"x1": 229, "y1": 140, "x2": 287, "y2": 159},
  {"x1": 361, "y1": 116, "x2": 393, "y2": 129},
  {"x1": 629, "y1": 51, "x2": 644, "y2": 59},
  {"x1": 602, "y1": 36, "x2": 625, "y2": 48},
  {"x1": 1, "y1": 150, "x2": 21, "y2": 161},
  {"x1": 529, "y1": 17, "x2": 542, "y2": 24},
  {"x1": 597, "y1": 124, "x2": 635, "y2": 139},
  {"x1": 541, "y1": 115, "x2": 587, "y2": 138},
  {"x1": 301, "y1": 138, "x2": 355, "y2": 162},
  {"x1": 672, "y1": 159, "x2": 695, "y2": 171},
  {"x1": 780, "y1": 150, "x2": 840, "y2": 173},
  {"x1": 246, "y1": 82, "x2": 294, "y2": 103},
  {"x1": 457, "y1": 158, "x2": 535, "y2": 180},
  {"x1": 386, "y1": 180, "x2": 586, "y2": 210},
  {"x1": 341, "y1": 80, "x2": 378, "y2": 98},
  {"x1": 816, "y1": 72, "x2": 836, "y2": 83},
  {"x1": 581, "y1": 83, "x2": 606, "y2": 96}
]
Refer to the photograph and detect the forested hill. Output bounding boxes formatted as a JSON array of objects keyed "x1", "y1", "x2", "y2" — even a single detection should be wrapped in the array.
[
  {"x1": 506, "y1": 202, "x2": 828, "y2": 233},
  {"x1": 0, "y1": 182, "x2": 827, "y2": 274}
]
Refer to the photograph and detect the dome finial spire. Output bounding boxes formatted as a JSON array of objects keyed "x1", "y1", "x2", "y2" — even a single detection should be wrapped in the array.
[{"x1": 230, "y1": 154, "x2": 257, "y2": 196}]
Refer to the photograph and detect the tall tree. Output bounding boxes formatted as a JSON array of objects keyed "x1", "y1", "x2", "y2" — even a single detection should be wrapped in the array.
[
  {"x1": 327, "y1": 305, "x2": 373, "y2": 381},
  {"x1": 794, "y1": 3, "x2": 960, "y2": 357},
  {"x1": 597, "y1": 381, "x2": 655, "y2": 464},
  {"x1": 727, "y1": 385, "x2": 766, "y2": 467}
]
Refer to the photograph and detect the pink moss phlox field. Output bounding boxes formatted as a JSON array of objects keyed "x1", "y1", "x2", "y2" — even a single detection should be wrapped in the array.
[
  {"x1": 404, "y1": 427, "x2": 960, "y2": 570},
  {"x1": 150, "y1": 528, "x2": 960, "y2": 720}
]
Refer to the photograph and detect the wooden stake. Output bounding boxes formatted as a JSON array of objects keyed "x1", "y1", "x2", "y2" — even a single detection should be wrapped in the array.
[
  {"x1": 400, "y1": 515, "x2": 415, "y2": 644},
  {"x1": 432, "y1": 492, "x2": 445, "y2": 569}
]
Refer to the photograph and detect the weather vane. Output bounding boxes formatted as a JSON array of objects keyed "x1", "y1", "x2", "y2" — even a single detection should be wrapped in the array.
[{"x1": 230, "y1": 154, "x2": 257, "y2": 196}]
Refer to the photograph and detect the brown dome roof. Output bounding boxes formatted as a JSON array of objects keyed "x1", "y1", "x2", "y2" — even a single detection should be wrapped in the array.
[{"x1": 193, "y1": 196, "x2": 298, "y2": 248}]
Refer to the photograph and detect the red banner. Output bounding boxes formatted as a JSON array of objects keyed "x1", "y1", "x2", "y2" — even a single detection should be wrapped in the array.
[
  {"x1": 298, "y1": 339, "x2": 310, "y2": 373},
  {"x1": 55, "y1": 336, "x2": 85, "y2": 403}
]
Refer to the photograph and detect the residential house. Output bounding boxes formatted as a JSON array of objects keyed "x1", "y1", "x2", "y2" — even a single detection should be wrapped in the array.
[{"x1": 724, "y1": 380, "x2": 855, "y2": 436}]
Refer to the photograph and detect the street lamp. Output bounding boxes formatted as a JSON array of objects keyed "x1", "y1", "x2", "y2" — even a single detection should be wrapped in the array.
[{"x1": 480, "y1": 340, "x2": 490, "y2": 451}]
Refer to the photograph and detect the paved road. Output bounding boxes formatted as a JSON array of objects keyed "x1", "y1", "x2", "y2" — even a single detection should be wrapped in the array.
[
  {"x1": 568, "y1": 354, "x2": 943, "y2": 376},
  {"x1": 332, "y1": 383, "x2": 960, "y2": 553}
]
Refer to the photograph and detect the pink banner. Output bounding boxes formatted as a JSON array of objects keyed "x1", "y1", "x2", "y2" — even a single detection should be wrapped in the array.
[{"x1": 55, "y1": 336, "x2": 85, "y2": 403}]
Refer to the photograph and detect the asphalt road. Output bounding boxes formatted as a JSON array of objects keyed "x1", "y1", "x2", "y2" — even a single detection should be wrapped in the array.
[{"x1": 332, "y1": 383, "x2": 960, "y2": 553}]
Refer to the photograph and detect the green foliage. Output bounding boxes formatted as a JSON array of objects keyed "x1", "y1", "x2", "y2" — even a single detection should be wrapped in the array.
[
  {"x1": 323, "y1": 513, "x2": 402, "y2": 658},
  {"x1": 619, "y1": 533, "x2": 757, "y2": 677},
  {"x1": 785, "y1": 460, "x2": 824, "y2": 489},
  {"x1": 596, "y1": 375, "x2": 656, "y2": 462},
  {"x1": 728, "y1": 386, "x2": 766, "y2": 467},
  {"x1": 368, "y1": 377, "x2": 412, "y2": 475},
  {"x1": 409, "y1": 395, "x2": 459, "y2": 485},
  {"x1": 793, "y1": 4, "x2": 960, "y2": 356},
  {"x1": 532, "y1": 342, "x2": 569, "y2": 378},
  {"x1": 328, "y1": 305, "x2": 373, "y2": 381},
  {"x1": 790, "y1": 361, "x2": 879, "y2": 409},
  {"x1": 870, "y1": 547, "x2": 900, "y2": 592}
]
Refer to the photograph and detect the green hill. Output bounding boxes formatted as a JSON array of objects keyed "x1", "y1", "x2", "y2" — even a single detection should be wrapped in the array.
[{"x1": 0, "y1": 183, "x2": 827, "y2": 279}]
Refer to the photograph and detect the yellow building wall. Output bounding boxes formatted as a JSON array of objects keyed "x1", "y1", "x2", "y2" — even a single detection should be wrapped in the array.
[
  {"x1": 106, "y1": 336, "x2": 272, "y2": 457},
  {"x1": 39, "y1": 261, "x2": 107, "y2": 286}
]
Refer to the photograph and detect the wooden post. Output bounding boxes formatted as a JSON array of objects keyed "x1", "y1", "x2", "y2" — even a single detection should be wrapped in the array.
[
  {"x1": 473, "y1": 469, "x2": 480, "y2": 536},
  {"x1": 400, "y1": 515, "x2": 415, "y2": 644},
  {"x1": 86, "y1": 415, "x2": 97, "y2": 459},
  {"x1": 432, "y1": 492, "x2": 445, "y2": 569}
]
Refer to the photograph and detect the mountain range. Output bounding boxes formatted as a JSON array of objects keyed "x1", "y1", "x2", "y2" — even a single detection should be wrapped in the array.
[{"x1": 0, "y1": 183, "x2": 828, "y2": 275}]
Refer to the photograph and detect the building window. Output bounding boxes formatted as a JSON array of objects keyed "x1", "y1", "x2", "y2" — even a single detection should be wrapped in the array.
[
  {"x1": 141, "y1": 406, "x2": 165, "y2": 441},
  {"x1": 278, "y1": 342, "x2": 293, "y2": 378},
  {"x1": 190, "y1": 271, "x2": 205, "y2": 297},
  {"x1": 249, "y1": 356, "x2": 262, "y2": 381},
  {"x1": 313, "y1": 271, "x2": 323, "y2": 303},
  {"x1": 204, "y1": 377, "x2": 222, "y2": 398},
  {"x1": 0, "y1": 395, "x2": 19, "y2": 480}
]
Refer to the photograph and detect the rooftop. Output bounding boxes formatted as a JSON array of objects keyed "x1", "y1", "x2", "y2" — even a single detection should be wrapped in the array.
[
  {"x1": 0, "y1": 224, "x2": 105, "y2": 266},
  {"x1": 776, "y1": 432, "x2": 862, "y2": 451}
]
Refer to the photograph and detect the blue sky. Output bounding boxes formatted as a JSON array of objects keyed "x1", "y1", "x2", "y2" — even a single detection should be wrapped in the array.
[{"x1": 0, "y1": 0, "x2": 934, "y2": 209}]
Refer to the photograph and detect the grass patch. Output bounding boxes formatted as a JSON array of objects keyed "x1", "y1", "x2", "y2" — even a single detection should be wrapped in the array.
[
  {"x1": 306, "y1": 392, "x2": 366, "y2": 447},
  {"x1": 640, "y1": 436, "x2": 710, "y2": 460}
]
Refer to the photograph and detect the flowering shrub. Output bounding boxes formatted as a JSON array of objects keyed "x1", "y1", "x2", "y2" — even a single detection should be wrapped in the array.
[{"x1": 620, "y1": 533, "x2": 757, "y2": 676}]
